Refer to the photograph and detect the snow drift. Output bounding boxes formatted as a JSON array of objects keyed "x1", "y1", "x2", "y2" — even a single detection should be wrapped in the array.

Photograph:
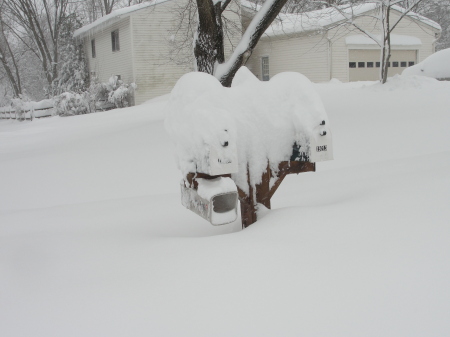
[{"x1": 402, "y1": 48, "x2": 450, "y2": 80}]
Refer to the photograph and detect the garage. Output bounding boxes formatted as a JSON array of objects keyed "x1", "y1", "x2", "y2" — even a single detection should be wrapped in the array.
[
  {"x1": 346, "y1": 35, "x2": 422, "y2": 82},
  {"x1": 349, "y1": 49, "x2": 418, "y2": 81}
]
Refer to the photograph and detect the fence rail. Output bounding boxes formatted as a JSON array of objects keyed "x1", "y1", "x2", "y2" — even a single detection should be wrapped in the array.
[{"x1": 0, "y1": 99, "x2": 55, "y2": 120}]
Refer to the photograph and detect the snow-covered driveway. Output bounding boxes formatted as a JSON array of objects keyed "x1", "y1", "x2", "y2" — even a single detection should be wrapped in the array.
[{"x1": 1, "y1": 76, "x2": 450, "y2": 336}]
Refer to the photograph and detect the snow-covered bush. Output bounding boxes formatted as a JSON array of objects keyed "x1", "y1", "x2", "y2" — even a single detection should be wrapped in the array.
[
  {"x1": 53, "y1": 76, "x2": 136, "y2": 116},
  {"x1": 11, "y1": 95, "x2": 29, "y2": 121},
  {"x1": 105, "y1": 76, "x2": 136, "y2": 108},
  {"x1": 54, "y1": 92, "x2": 91, "y2": 116}
]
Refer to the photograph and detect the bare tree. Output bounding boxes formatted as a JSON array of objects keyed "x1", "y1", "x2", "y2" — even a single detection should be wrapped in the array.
[
  {"x1": 0, "y1": 3, "x2": 22, "y2": 97},
  {"x1": 416, "y1": 0, "x2": 450, "y2": 50},
  {"x1": 330, "y1": 0, "x2": 425, "y2": 83},
  {"x1": 3, "y1": 0, "x2": 70, "y2": 90}
]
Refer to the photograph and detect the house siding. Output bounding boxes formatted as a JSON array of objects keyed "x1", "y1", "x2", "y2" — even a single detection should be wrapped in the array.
[
  {"x1": 246, "y1": 32, "x2": 329, "y2": 83},
  {"x1": 131, "y1": 0, "x2": 242, "y2": 104},
  {"x1": 131, "y1": 2, "x2": 192, "y2": 104},
  {"x1": 84, "y1": 17, "x2": 134, "y2": 85}
]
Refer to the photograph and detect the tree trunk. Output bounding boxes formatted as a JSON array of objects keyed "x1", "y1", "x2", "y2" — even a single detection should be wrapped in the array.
[
  {"x1": 194, "y1": 0, "x2": 221, "y2": 74},
  {"x1": 381, "y1": 4, "x2": 391, "y2": 84}
]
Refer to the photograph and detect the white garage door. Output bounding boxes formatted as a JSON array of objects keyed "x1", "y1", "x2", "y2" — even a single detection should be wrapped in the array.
[{"x1": 349, "y1": 50, "x2": 417, "y2": 81}]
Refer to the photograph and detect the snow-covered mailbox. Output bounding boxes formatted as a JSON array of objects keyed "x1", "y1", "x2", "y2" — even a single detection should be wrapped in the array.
[{"x1": 165, "y1": 67, "x2": 333, "y2": 228}]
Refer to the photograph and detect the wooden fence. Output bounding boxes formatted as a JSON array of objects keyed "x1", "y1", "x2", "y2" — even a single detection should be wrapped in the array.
[{"x1": 0, "y1": 99, "x2": 55, "y2": 121}]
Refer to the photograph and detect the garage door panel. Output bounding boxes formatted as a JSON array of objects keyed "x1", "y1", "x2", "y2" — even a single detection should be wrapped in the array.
[{"x1": 349, "y1": 49, "x2": 417, "y2": 81}]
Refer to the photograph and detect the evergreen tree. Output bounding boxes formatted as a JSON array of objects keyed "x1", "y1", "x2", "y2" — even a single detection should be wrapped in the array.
[{"x1": 54, "y1": 13, "x2": 88, "y2": 95}]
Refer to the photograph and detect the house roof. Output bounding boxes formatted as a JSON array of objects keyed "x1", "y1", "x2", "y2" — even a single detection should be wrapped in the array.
[
  {"x1": 75, "y1": 0, "x2": 441, "y2": 39},
  {"x1": 242, "y1": 1, "x2": 441, "y2": 38},
  {"x1": 74, "y1": 0, "x2": 171, "y2": 38}
]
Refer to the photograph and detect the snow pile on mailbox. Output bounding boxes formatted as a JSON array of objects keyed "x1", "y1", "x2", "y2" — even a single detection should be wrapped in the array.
[{"x1": 165, "y1": 67, "x2": 331, "y2": 194}]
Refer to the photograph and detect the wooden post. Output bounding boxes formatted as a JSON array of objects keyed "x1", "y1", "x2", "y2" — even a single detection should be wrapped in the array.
[
  {"x1": 238, "y1": 165, "x2": 257, "y2": 229},
  {"x1": 239, "y1": 161, "x2": 315, "y2": 229},
  {"x1": 185, "y1": 161, "x2": 315, "y2": 229}
]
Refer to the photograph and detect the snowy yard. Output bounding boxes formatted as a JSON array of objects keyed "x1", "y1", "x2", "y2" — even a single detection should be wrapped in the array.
[{"x1": 1, "y1": 76, "x2": 450, "y2": 336}]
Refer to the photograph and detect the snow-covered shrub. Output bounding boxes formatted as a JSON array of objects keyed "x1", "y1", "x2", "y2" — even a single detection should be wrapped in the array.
[
  {"x1": 105, "y1": 76, "x2": 136, "y2": 108},
  {"x1": 11, "y1": 95, "x2": 29, "y2": 121},
  {"x1": 54, "y1": 91, "x2": 90, "y2": 116},
  {"x1": 53, "y1": 76, "x2": 136, "y2": 116}
]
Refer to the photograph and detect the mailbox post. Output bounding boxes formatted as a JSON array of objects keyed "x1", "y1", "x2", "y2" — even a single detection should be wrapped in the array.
[
  {"x1": 168, "y1": 70, "x2": 333, "y2": 229},
  {"x1": 180, "y1": 121, "x2": 333, "y2": 229}
]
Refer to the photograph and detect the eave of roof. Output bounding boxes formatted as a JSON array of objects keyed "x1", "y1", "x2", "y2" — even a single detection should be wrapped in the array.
[{"x1": 74, "y1": 0, "x2": 171, "y2": 38}]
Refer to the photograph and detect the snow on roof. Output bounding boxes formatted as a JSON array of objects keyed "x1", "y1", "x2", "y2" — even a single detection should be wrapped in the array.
[
  {"x1": 241, "y1": 1, "x2": 441, "y2": 37},
  {"x1": 346, "y1": 34, "x2": 422, "y2": 46},
  {"x1": 74, "y1": 0, "x2": 171, "y2": 38}
]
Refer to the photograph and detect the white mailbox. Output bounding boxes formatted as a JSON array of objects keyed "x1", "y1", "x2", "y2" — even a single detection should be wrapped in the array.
[
  {"x1": 291, "y1": 120, "x2": 333, "y2": 163},
  {"x1": 207, "y1": 143, "x2": 239, "y2": 176},
  {"x1": 309, "y1": 121, "x2": 333, "y2": 162},
  {"x1": 181, "y1": 177, "x2": 238, "y2": 226}
]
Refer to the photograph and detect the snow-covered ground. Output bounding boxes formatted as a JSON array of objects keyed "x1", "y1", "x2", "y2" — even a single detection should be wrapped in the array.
[{"x1": 1, "y1": 76, "x2": 450, "y2": 336}]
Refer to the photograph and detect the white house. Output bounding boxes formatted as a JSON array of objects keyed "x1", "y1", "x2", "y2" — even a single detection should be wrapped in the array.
[
  {"x1": 74, "y1": 0, "x2": 241, "y2": 105},
  {"x1": 243, "y1": 2, "x2": 441, "y2": 82},
  {"x1": 74, "y1": 1, "x2": 441, "y2": 104}
]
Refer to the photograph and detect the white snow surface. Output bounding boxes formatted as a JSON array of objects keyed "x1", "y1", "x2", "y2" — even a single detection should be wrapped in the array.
[
  {"x1": 346, "y1": 34, "x2": 422, "y2": 46},
  {"x1": 1, "y1": 74, "x2": 450, "y2": 337},
  {"x1": 165, "y1": 68, "x2": 329, "y2": 193},
  {"x1": 402, "y1": 48, "x2": 450, "y2": 79}
]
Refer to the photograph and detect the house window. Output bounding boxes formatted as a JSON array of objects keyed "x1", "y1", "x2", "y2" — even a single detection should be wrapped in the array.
[
  {"x1": 91, "y1": 39, "x2": 96, "y2": 58},
  {"x1": 409, "y1": 61, "x2": 415, "y2": 66},
  {"x1": 401, "y1": 61, "x2": 407, "y2": 67},
  {"x1": 358, "y1": 62, "x2": 365, "y2": 68},
  {"x1": 111, "y1": 30, "x2": 120, "y2": 52},
  {"x1": 387, "y1": 62, "x2": 391, "y2": 67},
  {"x1": 367, "y1": 62, "x2": 374, "y2": 68},
  {"x1": 261, "y1": 56, "x2": 269, "y2": 81},
  {"x1": 376, "y1": 62, "x2": 381, "y2": 68},
  {"x1": 393, "y1": 61, "x2": 399, "y2": 67},
  {"x1": 349, "y1": 62, "x2": 356, "y2": 68},
  {"x1": 91, "y1": 71, "x2": 96, "y2": 77},
  {"x1": 116, "y1": 75, "x2": 121, "y2": 81}
]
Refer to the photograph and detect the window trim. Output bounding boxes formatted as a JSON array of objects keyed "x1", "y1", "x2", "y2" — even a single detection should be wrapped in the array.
[
  {"x1": 261, "y1": 56, "x2": 270, "y2": 81},
  {"x1": 111, "y1": 29, "x2": 120, "y2": 52},
  {"x1": 91, "y1": 39, "x2": 96, "y2": 58}
]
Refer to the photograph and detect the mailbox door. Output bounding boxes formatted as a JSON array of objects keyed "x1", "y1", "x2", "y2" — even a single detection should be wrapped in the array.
[
  {"x1": 309, "y1": 129, "x2": 333, "y2": 162},
  {"x1": 208, "y1": 145, "x2": 238, "y2": 176},
  {"x1": 210, "y1": 192, "x2": 238, "y2": 225}
]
